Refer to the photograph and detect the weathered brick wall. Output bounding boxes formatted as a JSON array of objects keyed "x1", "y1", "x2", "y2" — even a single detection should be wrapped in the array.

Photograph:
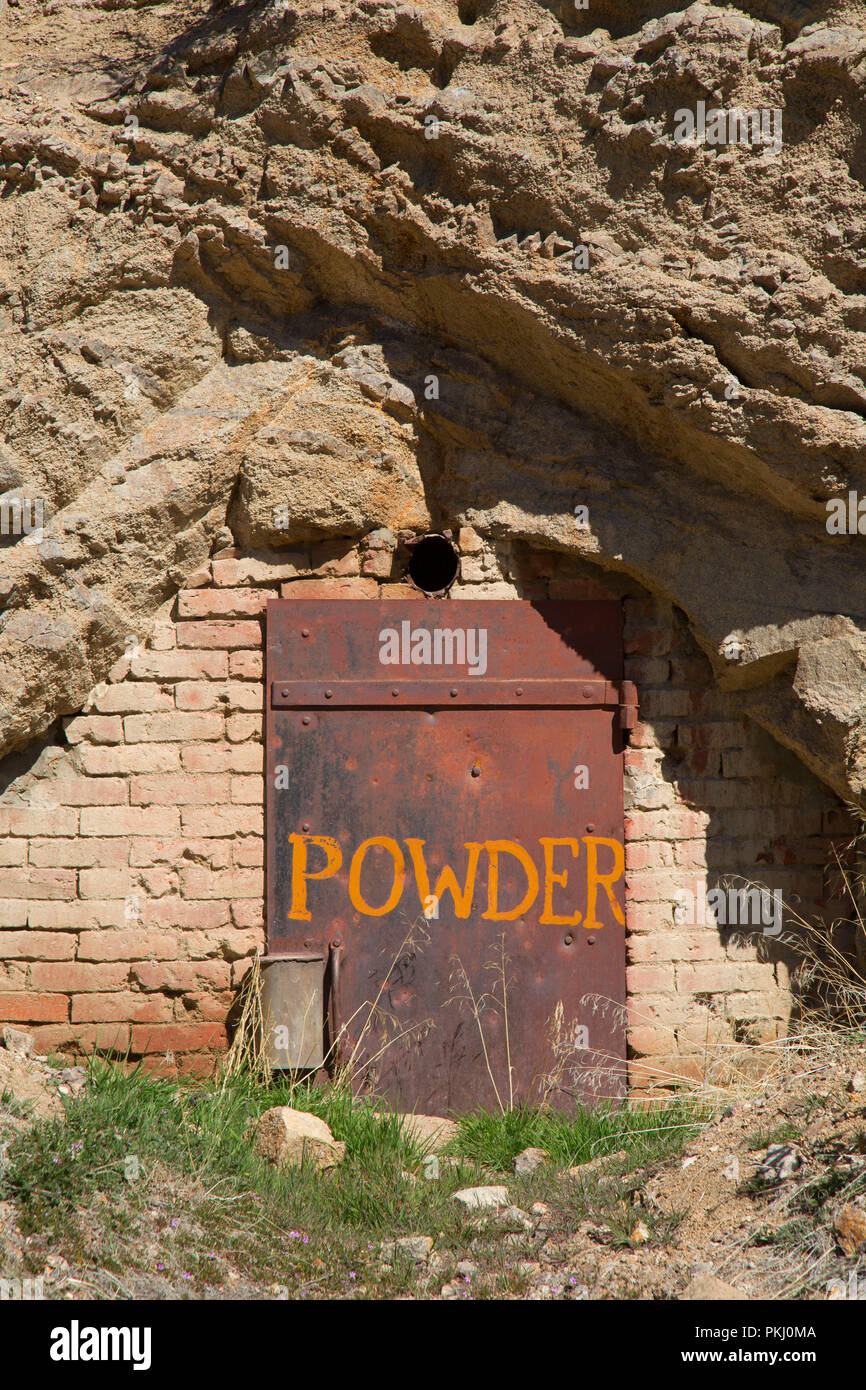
[{"x1": 0, "y1": 527, "x2": 852, "y2": 1086}]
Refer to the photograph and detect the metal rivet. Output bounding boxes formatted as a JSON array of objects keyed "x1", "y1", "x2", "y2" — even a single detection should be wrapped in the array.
[
  {"x1": 586, "y1": 823, "x2": 595, "y2": 833},
  {"x1": 515, "y1": 687, "x2": 523, "y2": 696},
  {"x1": 302, "y1": 715, "x2": 311, "y2": 725},
  {"x1": 392, "y1": 688, "x2": 399, "y2": 697},
  {"x1": 587, "y1": 935, "x2": 596, "y2": 945},
  {"x1": 281, "y1": 688, "x2": 289, "y2": 698},
  {"x1": 471, "y1": 764, "x2": 481, "y2": 778},
  {"x1": 563, "y1": 934, "x2": 574, "y2": 946},
  {"x1": 304, "y1": 940, "x2": 313, "y2": 949},
  {"x1": 324, "y1": 689, "x2": 333, "y2": 699},
  {"x1": 302, "y1": 822, "x2": 310, "y2": 832},
  {"x1": 450, "y1": 688, "x2": 458, "y2": 698},
  {"x1": 301, "y1": 629, "x2": 310, "y2": 638},
  {"x1": 582, "y1": 685, "x2": 593, "y2": 698}
]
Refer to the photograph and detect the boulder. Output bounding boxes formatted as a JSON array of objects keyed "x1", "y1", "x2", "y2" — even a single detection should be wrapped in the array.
[{"x1": 252, "y1": 1106, "x2": 346, "y2": 1171}]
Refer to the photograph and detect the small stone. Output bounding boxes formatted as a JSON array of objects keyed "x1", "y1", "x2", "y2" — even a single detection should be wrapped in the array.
[
  {"x1": 758, "y1": 1143, "x2": 803, "y2": 1184},
  {"x1": 529, "y1": 1201, "x2": 550, "y2": 1217},
  {"x1": 518, "y1": 1261, "x2": 541, "y2": 1277},
  {"x1": 379, "y1": 1235, "x2": 433, "y2": 1263},
  {"x1": 680, "y1": 1273, "x2": 749, "y2": 1301},
  {"x1": 629, "y1": 1219, "x2": 651, "y2": 1246},
  {"x1": 847, "y1": 1072, "x2": 866, "y2": 1094},
  {"x1": 834, "y1": 1205, "x2": 866, "y2": 1257},
  {"x1": 2, "y1": 1028, "x2": 33, "y2": 1059},
  {"x1": 452, "y1": 1185, "x2": 510, "y2": 1211},
  {"x1": 512, "y1": 1146, "x2": 548, "y2": 1175},
  {"x1": 566, "y1": 1149, "x2": 628, "y2": 1180},
  {"x1": 455, "y1": 1259, "x2": 477, "y2": 1276},
  {"x1": 501, "y1": 1204, "x2": 533, "y2": 1230}
]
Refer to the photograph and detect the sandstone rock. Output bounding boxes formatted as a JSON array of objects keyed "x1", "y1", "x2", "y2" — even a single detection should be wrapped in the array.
[
  {"x1": 379, "y1": 1235, "x2": 433, "y2": 1263},
  {"x1": 452, "y1": 1185, "x2": 510, "y2": 1212},
  {"x1": 512, "y1": 1146, "x2": 548, "y2": 1175},
  {"x1": 0, "y1": 0, "x2": 863, "y2": 813},
  {"x1": 387, "y1": 1113, "x2": 459, "y2": 1154},
  {"x1": 680, "y1": 1273, "x2": 749, "y2": 1301},
  {"x1": 629, "y1": 1218, "x2": 651, "y2": 1246},
  {"x1": 2, "y1": 1027, "x2": 33, "y2": 1059},
  {"x1": 566, "y1": 1149, "x2": 629, "y2": 1180},
  {"x1": 834, "y1": 1204, "x2": 866, "y2": 1257},
  {"x1": 252, "y1": 1106, "x2": 345, "y2": 1171}
]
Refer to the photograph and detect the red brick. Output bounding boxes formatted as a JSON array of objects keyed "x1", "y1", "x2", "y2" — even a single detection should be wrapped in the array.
[
  {"x1": 179, "y1": 866, "x2": 263, "y2": 900},
  {"x1": 176, "y1": 621, "x2": 262, "y2": 650},
  {"x1": 0, "y1": 868, "x2": 77, "y2": 900},
  {"x1": 130, "y1": 774, "x2": 230, "y2": 806},
  {"x1": 230, "y1": 776, "x2": 262, "y2": 804},
  {"x1": 27, "y1": 901, "x2": 128, "y2": 930},
  {"x1": 79, "y1": 744, "x2": 182, "y2": 775},
  {"x1": 229, "y1": 651, "x2": 262, "y2": 679},
  {"x1": 72, "y1": 993, "x2": 174, "y2": 1023},
  {"x1": 229, "y1": 744, "x2": 263, "y2": 773},
  {"x1": 228, "y1": 900, "x2": 263, "y2": 933},
  {"x1": 63, "y1": 715, "x2": 124, "y2": 745},
  {"x1": 0, "y1": 932, "x2": 77, "y2": 960},
  {"x1": 181, "y1": 807, "x2": 263, "y2": 837},
  {"x1": 3, "y1": 807, "x2": 78, "y2": 837},
  {"x1": 31, "y1": 962, "x2": 129, "y2": 992},
  {"x1": 130, "y1": 1022, "x2": 225, "y2": 1054},
  {"x1": 280, "y1": 578, "x2": 378, "y2": 599},
  {"x1": 212, "y1": 554, "x2": 307, "y2": 586},
  {"x1": 29, "y1": 838, "x2": 128, "y2": 869},
  {"x1": 130, "y1": 838, "x2": 230, "y2": 870},
  {"x1": 232, "y1": 838, "x2": 263, "y2": 867},
  {"x1": 92, "y1": 683, "x2": 174, "y2": 714},
  {"x1": 78, "y1": 930, "x2": 180, "y2": 961},
  {"x1": 178, "y1": 588, "x2": 269, "y2": 619},
  {"x1": 0, "y1": 992, "x2": 69, "y2": 1022},
  {"x1": 626, "y1": 964, "x2": 676, "y2": 993},
  {"x1": 132, "y1": 960, "x2": 231, "y2": 992},
  {"x1": 174, "y1": 681, "x2": 219, "y2": 710},
  {"x1": 78, "y1": 868, "x2": 134, "y2": 899},
  {"x1": 226, "y1": 714, "x2": 261, "y2": 743},
  {"x1": 80, "y1": 807, "x2": 181, "y2": 837},
  {"x1": 52, "y1": 776, "x2": 129, "y2": 806},
  {"x1": 676, "y1": 964, "x2": 736, "y2": 994},
  {"x1": 124, "y1": 713, "x2": 224, "y2": 743},
  {"x1": 624, "y1": 841, "x2": 673, "y2": 871},
  {"x1": 180, "y1": 744, "x2": 232, "y2": 772},
  {"x1": 130, "y1": 650, "x2": 228, "y2": 681},
  {"x1": 137, "y1": 899, "x2": 231, "y2": 930}
]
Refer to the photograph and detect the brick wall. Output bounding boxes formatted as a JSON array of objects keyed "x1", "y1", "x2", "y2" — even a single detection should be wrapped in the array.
[{"x1": 0, "y1": 528, "x2": 852, "y2": 1085}]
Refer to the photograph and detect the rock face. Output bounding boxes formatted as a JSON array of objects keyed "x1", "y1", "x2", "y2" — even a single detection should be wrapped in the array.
[
  {"x1": 252, "y1": 1105, "x2": 346, "y2": 1170},
  {"x1": 1, "y1": 0, "x2": 866, "y2": 809}
]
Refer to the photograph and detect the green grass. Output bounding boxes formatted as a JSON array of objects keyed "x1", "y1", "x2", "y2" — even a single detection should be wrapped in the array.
[
  {"x1": 0, "y1": 1059, "x2": 711, "y2": 1299},
  {"x1": 745, "y1": 1121, "x2": 802, "y2": 1151},
  {"x1": 449, "y1": 1097, "x2": 709, "y2": 1171}
]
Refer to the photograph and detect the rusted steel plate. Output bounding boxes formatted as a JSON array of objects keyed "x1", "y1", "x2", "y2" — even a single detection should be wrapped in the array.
[{"x1": 266, "y1": 601, "x2": 628, "y2": 1112}]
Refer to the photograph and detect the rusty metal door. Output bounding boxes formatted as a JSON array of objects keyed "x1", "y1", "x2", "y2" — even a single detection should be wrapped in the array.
[{"x1": 265, "y1": 600, "x2": 632, "y2": 1112}]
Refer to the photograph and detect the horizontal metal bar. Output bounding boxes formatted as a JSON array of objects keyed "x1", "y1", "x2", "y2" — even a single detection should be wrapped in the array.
[{"x1": 271, "y1": 679, "x2": 634, "y2": 709}]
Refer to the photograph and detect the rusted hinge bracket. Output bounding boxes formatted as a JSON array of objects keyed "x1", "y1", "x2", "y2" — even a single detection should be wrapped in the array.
[{"x1": 272, "y1": 679, "x2": 639, "y2": 716}]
